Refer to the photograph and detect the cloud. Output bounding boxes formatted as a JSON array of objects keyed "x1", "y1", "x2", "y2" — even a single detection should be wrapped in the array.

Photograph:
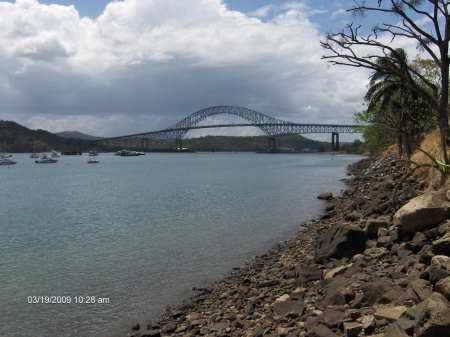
[{"x1": 0, "y1": 0, "x2": 368, "y2": 138}]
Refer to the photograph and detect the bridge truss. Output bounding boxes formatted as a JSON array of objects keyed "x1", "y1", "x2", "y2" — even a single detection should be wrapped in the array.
[{"x1": 99, "y1": 106, "x2": 360, "y2": 151}]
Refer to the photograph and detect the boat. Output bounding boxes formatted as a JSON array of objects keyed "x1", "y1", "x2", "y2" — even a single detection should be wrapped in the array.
[
  {"x1": 50, "y1": 149, "x2": 60, "y2": 157},
  {"x1": 119, "y1": 150, "x2": 139, "y2": 156},
  {"x1": 89, "y1": 150, "x2": 99, "y2": 156},
  {"x1": 30, "y1": 139, "x2": 39, "y2": 158},
  {"x1": 1, "y1": 139, "x2": 12, "y2": 158},
  {"x1": 0, "y1": 158, "x2": 16, "y2": 165},
  {"x1": 87, "y1": 156, "x2": 99, "y2": 164},
  {"x1": 35, "y1": 154, "x2": 58, "y2": 163}
]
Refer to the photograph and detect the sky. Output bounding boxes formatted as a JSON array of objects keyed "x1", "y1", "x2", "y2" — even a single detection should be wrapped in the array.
[{"x1": 0, "y1": 0, "x2": 429, "y2": 141}]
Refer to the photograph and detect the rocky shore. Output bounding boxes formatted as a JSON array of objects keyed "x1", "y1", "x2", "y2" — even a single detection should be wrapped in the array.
[{"x1": 127, "y1": 155, "x2": 450, "y2": 337}]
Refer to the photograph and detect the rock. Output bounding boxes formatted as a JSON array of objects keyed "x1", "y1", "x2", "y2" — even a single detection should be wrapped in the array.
[
  {"x1": 432, "y1": 255, "x2": 450, "y2": 270},
  {"x1": 383, "y1": 323, "x2": 409, "y2": 337},
  {"x1": 361, "y1": 315, "x2": 376, "y2": 333},
  {"x1": 324, "y1": 264, "x2": 351, "y2": 279},
  {"x1": 394, "y1": 190, "x2": 450, "y2": 235},
  {"x1": 294, "y1": 264, "x2": 323, "y2": 283},
  {"x1": 343, "y1": 322, "x2": 361, "y2": 337},
  {"x1": 428, "y1": 265, "x2": 450, "y2": 284},
  {"x1": 272, "y1": 300, "x2": 306, "y2": 318},
  {"x1": 410, "y1": 279, "x2": 433, "y2": 302},
  {"x1": 305, "y1": 324, "x2": 340, "y2": 337},
  {"x1": 320, "y1": 289, "x2": 346, "y2": 307},
  {"x1": 257, "y1": 279, "x2": 280, "y2": 288},
  {"x1": 139, "y1": 330, "x2": 161, "y2": 337},
  {"x1": 373, "y1": 306, "x2": 407, "y2": 322},
  {"x1": 414, "y1": 292, "x2": 450, "y2": 337},
  {"x1": 435, "y1": 276, "x2": 450, "y2": 301},
  {"x1": 361, "y1": 280, "x2": 403, "y2": 306},
  {"x1": 161, "y1": 322, "x2": 177, "y2": 334},
  {"x1": 318, "y1": 192, "x2": 333, "y2": 200},
  {"x1": 432, "y1": 233, "x2": 450, "y2": 256},
  {"x1": 314, "y1": 223, "x2": 368, "y2": 262},
  {"x1": 366, "y1": 218, "x2": 389, "y2": 239}
]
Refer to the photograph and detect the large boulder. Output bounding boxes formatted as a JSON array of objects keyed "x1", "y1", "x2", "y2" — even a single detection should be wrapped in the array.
[
  {"x1": 414, "y1": 292, "x2": 450, "y2": 337},
  {"x1": 394, "y1": 188, "x2": 450, "y2": 235},
  {"x1": 314, "y1": 223, "x2": 368, "y2": 263}
]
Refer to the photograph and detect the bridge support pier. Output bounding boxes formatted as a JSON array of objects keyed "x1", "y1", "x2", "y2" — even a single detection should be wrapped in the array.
[
  {"x1": 175, "y1": 139, "x2": 183, "y2": 151},
  {"x1": 269, "y1": 137, "x2": 277, "y2": 152},
  {"x1": 142, "y1": 138, "x2": 148, "y2": 151},
  {"x1": 124, "y1": 139, "x2": 128, "y2": 149},
  {"x1": 331, "y1": 132, "x2": 340, "y2": 152}
]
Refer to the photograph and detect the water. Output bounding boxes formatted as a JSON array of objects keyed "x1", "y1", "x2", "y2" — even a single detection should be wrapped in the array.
[{"x1": 0, "y1": 152, "x2": 362, "y2": 337}]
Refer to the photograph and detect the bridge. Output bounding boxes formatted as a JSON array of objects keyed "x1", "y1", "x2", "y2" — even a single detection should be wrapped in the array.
[{"x1": 98, "y1": 106, "x2": 361, "y2": 152}]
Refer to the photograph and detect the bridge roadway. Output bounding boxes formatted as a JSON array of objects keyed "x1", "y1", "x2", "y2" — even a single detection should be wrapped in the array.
[{"x1": 98, "y1": 106, "x2": 361, "y2": 151}]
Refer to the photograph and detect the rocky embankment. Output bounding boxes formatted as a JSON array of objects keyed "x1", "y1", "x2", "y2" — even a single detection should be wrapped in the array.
[{"x1": 128, "y1": 155, "x2": 450, "y2": 337}]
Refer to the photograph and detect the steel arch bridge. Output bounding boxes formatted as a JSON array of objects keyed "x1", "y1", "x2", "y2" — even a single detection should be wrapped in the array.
[{"x1": 98, "y1": 106, "x2": 361, "y2": 151}]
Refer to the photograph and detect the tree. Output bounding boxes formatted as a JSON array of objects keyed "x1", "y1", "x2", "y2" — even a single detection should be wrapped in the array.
[
  {"x1": 321, "y1": 0, "x2": 450, "y2": 168},
  {"x1": 364, "y1": 48, "x2": 433, "y2": 158}
]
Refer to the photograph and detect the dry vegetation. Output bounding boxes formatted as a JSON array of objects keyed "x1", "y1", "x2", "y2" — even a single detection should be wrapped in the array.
[{"x1": 409, "y1": 129, "x2": 449, "y2": 188}]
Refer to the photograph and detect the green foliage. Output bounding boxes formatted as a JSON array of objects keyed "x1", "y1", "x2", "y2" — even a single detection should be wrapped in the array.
[{"x1": 341, "y1": 139, "x2": 368, "y2": 154}]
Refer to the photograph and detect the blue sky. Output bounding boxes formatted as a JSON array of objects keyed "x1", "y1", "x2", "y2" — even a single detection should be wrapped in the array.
[{"x1": 0, "y1": 0, "x2": 424, "y2": 141}]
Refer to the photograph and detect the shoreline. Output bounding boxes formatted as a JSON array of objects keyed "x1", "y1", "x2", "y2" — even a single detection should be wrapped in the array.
[{"x1": 127, "y1": 154, "x2": 450, "y2": 337}]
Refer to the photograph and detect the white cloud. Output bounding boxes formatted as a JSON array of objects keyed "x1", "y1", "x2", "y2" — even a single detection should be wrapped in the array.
[{"x1": 0, "y1": 0, "x2": 369, "y2": 139}]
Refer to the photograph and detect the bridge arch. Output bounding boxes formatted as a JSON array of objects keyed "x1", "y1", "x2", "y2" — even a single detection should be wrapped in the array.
[{"x1": 163, "y1": 106, "x2": 291, "y2": 138}]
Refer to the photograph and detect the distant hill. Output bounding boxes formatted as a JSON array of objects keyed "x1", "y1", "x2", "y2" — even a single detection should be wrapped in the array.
[
  {"x1": 0, "y1": 120, "x2": 345, "y2": 153},
  {"x1": 0, "y1": 120, "x2": 104, "y2": 153},
  {"x1": 56, "y1": 131, "x2": 103, "y2": 140}
]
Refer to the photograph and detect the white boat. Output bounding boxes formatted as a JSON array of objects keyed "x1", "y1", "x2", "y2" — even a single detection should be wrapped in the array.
[
  {"x1": 35, "y1": 154, "x2": 58, "y2": 164},
  {"x1": 1, "y1": 139, "x2": 11, "y2": 158},
  {"x1": 50, "y1": 149, "x2": 60, "y2": 157},
  {"x1": 87, "y1": 156, "x2": 99, "y2": 164},
  {"x1": 89, "y1": 150, "x2": 99, "y2": 156},
  {"x1": 0, "y1": 158, "x2": 16, "y2": 165},
  {"x1": 30, "y1": 139, "x2": 39, "y2": 158}
]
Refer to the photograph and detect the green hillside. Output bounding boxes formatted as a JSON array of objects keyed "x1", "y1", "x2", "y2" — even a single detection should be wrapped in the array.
[
  {"x1": 0, "y1": 120, "x2": 103, "y2": 153},
  {"x1": 0, "y1": 120, "x2": 336, "y2": 153}
]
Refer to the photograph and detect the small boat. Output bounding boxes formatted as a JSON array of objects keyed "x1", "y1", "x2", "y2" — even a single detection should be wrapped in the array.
[
  {"x1": 87, "y1": 156, "x2": 99, "y2": 164},
  {"x1": 89, "y1": 150, "x2": 99, "y2": 156},
  {"x1": 0, "y1": 158, "x2": 16, "y2": 165},
  {"x1": 50, "y1": 149, "x2": 60, "y2": 157},
  {"x1": 35, "y1": 154, "x2": 58, "y2": 164},
  {"x1": 119, "y1": 150, "x2": 139, "y2": 156},
  {"x1": 30, "y1": 139, "x2": 39, "y2": 158}
]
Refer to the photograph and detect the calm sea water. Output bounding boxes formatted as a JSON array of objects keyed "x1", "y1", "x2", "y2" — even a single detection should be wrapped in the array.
[{"x1": 0, "y1": 152, "x2": 362, "y2": 337}]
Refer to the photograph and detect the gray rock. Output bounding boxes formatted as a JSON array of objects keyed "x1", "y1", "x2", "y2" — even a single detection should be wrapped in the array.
[
  {"x1": 383, "y1": 323, "x2": 409, "y2": 337},
  {"x1": 320, "y1": 289, "x2": 346, "y2": 307},
  {"x1": 318, "y1": 192, "x2": 333, "y2": 200},
  {"x1": 361, "y1": 280, "x2": 402, "y2": 306},
  {"x1": 366, "y1": 218, "x2": 389, "y2": 239},
  {"x1": 394, "y1": 189, "x2": 450, "y2": 234},
  {"x1": 432, "y1": 233, "x2": 450, "y2": 256},
  {"x1": 414, "y1": 292, "x2": 450, "y2": 337},
  {"x1": 435, "y1": 276, "x2": 450, "y2": 302},
  {"x1": 305, "y1": 324, "x2": 340, "y2": 337},
  {"x1": 314, "y1": 223, "x2": 368, "y2": 262},
  {"x1": 272, "y1": 300, "x2": 306, "y2": 318}
]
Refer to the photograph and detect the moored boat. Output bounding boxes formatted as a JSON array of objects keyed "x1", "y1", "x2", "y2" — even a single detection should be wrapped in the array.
[
  {"x1": 50, "y1": 149, "x2": 60, "y2": 157},
  {"x1": 35, "y1": 154, "x2": 58, "y2": 163},
  {"x1": 0, "y1": 158, "x2": 16, "y2": 165},
  {"x1": 87, "y1": 156, "x2": 99, "y2": 163}
]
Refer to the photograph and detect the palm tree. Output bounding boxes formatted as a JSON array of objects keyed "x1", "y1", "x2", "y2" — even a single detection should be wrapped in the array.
[{"x1": 364, "y1": 48, "x2": 429, "y2": 159}]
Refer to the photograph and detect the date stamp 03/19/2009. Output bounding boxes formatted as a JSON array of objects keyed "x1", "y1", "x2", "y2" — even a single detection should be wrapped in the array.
[{"x1": 27, "y1": 295, "x2": 110, "y2": 304}]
